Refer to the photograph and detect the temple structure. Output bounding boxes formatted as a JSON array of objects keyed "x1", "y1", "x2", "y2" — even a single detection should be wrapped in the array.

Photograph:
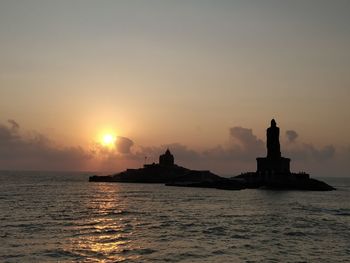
[
  {"x1": 256, "y1": 119, "x2": 290, "y2": 175},
  {"x1": 159, "y1": 149, "x2": 175, "y2": 166}
]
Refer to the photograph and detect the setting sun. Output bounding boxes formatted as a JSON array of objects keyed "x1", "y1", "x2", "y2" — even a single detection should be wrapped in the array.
[{"x1": 101, "y1": 134, "x2": 116, "y2": 146}]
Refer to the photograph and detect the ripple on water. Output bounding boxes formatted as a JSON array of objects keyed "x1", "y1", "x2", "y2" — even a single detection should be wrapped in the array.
[
  {"x1": 231, "y1": 234, "x2": 249, "y2": 239},
  {"x1": 284, "y1": 231, "x2": 307, "y2": 237},
  {"x1": 42, "y1": 249, "x2": 86, "y2": 261},
  {"x1": 203, "y1": 226, "x2": 226, "y2": 235},
  {"x1": 1, "y1": 173, "x2": 350, "y2": 262}
]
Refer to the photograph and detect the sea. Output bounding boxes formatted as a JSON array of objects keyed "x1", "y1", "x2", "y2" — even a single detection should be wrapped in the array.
[{"x1": 0, "y1": 171, "x2": 349, "y2": 263}]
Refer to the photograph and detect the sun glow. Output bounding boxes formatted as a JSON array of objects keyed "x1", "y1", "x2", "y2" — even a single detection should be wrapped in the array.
[{"x1": 101, "y1": 134, "x2": 116, "y2": 147}]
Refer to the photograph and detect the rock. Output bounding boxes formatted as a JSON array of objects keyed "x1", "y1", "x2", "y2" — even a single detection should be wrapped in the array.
[{"x1": 234, "y1": 172, "x2": 335, "y2": 191}]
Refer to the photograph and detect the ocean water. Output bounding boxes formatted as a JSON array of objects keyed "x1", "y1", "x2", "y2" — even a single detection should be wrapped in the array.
[{"x1": 0, "y1": 171, "x2": 349, "y2": 263}]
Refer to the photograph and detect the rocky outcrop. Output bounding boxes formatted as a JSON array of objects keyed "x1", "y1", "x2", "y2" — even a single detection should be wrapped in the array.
[
  {"x1": 166, "y1": 170, "x2": 246, "y2": 190},
  {"x1": 234, "y1": 172, "x2": 335, "y2": 191},
  {"x1": 89, "y1": 164, "x2": 188, "y2": 184}
]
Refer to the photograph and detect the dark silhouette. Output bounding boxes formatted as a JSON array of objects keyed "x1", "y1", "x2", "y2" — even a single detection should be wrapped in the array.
[
  {"x1": 90, "y1": 119, "x2": 335, "y2": 191},
  {"x1": 89, "y1": 149, "x2": 244, "y2": 190},
  {"x1": 257, "y1": 119, "x2": 290, "y2": 175},
  {"x1": 236, "y1": 119, "x2": 335, "y2": 190},
  {"x1": 159, "y1": 149, "x2": 174, "y2": 166},
  {"x1": 267, "y1": 119, "x2": 281, "y2": 158}
]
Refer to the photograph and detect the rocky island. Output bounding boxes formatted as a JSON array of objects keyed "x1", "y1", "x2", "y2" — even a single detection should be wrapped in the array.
[
  {"x1": 89, "y1": 149, "x2": 246, "y2": 190},
  {"x1": 233, "y1": 119, "x2": 335, "y2": 191},
  {"x1": 89, "y1": 119, "x2": 335, "y2": 191}
]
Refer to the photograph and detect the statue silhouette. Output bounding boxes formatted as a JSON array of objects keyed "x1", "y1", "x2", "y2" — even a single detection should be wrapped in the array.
[
  {"x1": 267, "y1": 119, "x2": 281, "y2": 159},
  {"x1": 256, "y1": 119, "x2": 290, "y2": 175}
]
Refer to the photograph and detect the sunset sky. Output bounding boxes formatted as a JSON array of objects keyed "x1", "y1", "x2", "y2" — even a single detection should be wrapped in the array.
[{"x1": 0, "y1": 1, "x2": 349, "y2": 176}]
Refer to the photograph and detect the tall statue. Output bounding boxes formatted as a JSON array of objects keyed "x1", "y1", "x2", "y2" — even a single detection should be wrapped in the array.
[{"x1": 267, "y1": 119, "x2": 281, "y2": 159}]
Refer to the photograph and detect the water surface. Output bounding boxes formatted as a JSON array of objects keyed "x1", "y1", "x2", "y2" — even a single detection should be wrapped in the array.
[{"x1": 0, "y1": 171, "x2": 349, "y2": 262}]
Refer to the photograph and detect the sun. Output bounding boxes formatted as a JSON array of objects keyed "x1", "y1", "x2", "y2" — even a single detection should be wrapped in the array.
[{"x1": 101, "y1": 134, "x2": 116, "y2": 146}]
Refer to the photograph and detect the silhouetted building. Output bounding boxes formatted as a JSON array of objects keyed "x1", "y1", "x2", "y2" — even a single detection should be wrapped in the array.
[
  {"x1": 257, "y1": 119, "x2": 290, "y2": 175},
  {"x1": 159, "y1": 149, "x2": 175, "y2": 166}
]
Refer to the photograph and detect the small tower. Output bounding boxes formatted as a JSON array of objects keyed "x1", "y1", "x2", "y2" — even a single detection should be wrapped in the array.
[{"x1": 159, "y1": 149, "x2": 175, "y2": 166}]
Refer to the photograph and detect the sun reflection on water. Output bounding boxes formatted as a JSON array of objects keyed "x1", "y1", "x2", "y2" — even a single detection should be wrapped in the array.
[{"x1": 65, "y1": 183, "x2": 140, "y2": 262}]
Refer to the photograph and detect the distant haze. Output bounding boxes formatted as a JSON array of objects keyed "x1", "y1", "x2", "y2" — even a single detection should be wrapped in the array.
[{"x1": 0, "y1": 1, "x2": 349, "y2": 176}]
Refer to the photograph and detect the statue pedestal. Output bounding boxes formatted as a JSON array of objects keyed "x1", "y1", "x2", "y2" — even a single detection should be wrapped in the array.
[{"x1": 256, "y1": 157, "x2": 290, "y2": 175}]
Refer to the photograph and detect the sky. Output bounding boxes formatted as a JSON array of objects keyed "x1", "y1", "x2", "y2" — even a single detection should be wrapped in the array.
[{"x1": 0, "y1": 0, "x2": 349, "y2": 176}]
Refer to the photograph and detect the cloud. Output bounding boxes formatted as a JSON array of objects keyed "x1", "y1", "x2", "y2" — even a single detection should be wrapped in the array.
[
  {"x1": 132, "y1": 143, "x2": 200, "y2": 164},
  {"x1": 133, "y1": 127, "x2": 264, "y2": 169},
  {"x1": 282, "y1": 127, "x2": 335, "y2": 163},
  {"x1": 90, "y1": 136, "x2": 134, "y2": 156},
  {"x1": 198, "y1": 126, "x2": 265, "y2": 173},
  {"x1": 286, "y1": 130, "x2": 298, "y2": 143},
  {"x1": 303, "y1": 144, "x2": 335, "y2": 161},
  {"x1": 0, "y1": 121, "x2": 19, "y2": 141},
  {"x1": 0, "y1": 119, "x2": 347, "y2": 176},
  {"x1": 0, "y1": 120, "x2": 92, "y2": 170},
  {"x1": 229, "y1": 126, "x2": 264, "y2": 155},
  {"x1": 163, "y1": 143, "x2": 200, "y2": 161},
  {"x1": 8, "y1": 119, "x2": 20, "y2": 130},
  {"x1": 285, "y1": 143, "x2": 341, "y2": 176},
  {"x1": 116, "y1": 136, "x2": 134, "y2": 154}
]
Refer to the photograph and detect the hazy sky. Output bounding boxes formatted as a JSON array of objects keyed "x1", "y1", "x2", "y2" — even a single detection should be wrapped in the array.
[{"x1": 0, "y1": 1, "x2": 349, "y2": 175}]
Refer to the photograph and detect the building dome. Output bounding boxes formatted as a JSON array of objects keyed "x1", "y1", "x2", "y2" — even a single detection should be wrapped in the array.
[{"x1": 159, "y1": 149, "x2": 174, "y2": 166}]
